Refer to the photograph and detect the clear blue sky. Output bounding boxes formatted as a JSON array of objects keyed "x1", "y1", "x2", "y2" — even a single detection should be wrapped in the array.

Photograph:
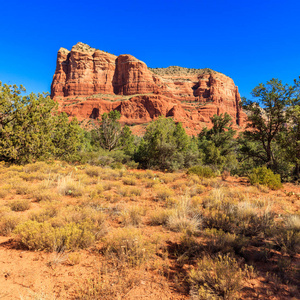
[{"x1": 1, "y1": 0, "x2": 300, "y2": 99}]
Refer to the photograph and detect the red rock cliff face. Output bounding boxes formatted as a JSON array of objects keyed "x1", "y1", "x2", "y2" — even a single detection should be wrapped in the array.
[{"x1": 51, "y1": 42, "x2": 246, "y2": 135}]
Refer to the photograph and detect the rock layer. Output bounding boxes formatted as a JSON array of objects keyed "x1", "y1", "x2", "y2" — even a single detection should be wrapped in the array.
[{"x1": 51, "y1": 42, "x2": 247, "y2": 135}]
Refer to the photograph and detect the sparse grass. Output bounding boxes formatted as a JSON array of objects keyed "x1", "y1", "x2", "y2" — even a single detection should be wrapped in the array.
[{"x1": 0, "y1": 160, "x2": 299, "y2": 299}]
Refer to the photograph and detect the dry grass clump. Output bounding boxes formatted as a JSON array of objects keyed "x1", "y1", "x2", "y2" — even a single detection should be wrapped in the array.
[
  {"x1": 19, "y1": 171, "x2": 47, "y2": 182},
  {"x1": 23, "y1": 162, "x2": 50, "y2": 173},
  {"x1": 143, "y1": 178, "x2": 156, "y2": 188},
  {"x1": 0, "y1": 213, "x2": 21, "y2": 236},
  {"x1": 274, "y1": 214, "x2": 300, "y2": 256},
  {"x1": 14, "y1": 182, "x2": 35, "y2": 195},
  {"x1": 122, "y1": 176, "x2": 137, "y2": 186},
  {"x1": 9, "y1": 199, "x2": 31, "y2": 211},
  {"x1": 159, "y1": 173, "x2": 177, "y2": 184},
  {"x1": 101, "y1": 168, "x2": 121, "y2": 180},
  {"x1": 149, "y1": 208, "x2": 174, "y2": 226},
  {"x1": 102, "y1": 227, "x2": 153, "y2": 266},
  {"x1": 167, "y1": 196, "x2": 202, "y2": 235},
  {"x1": 189, "y1": 184, "x2": 205, "y2": 197},
  {"x1": 203, "y1": 228, "x2": 247, "y2": 254},
  {"x1": 85, "y1": 166, "x2": 102, "y2": 177},
  {"x1": 75, "y1": 263, "x2": 141, "y2": 300},
  {"x1": 172, "y1": 179, "x2": 187, "y2": 190},
  {"x1": 0, "y1": 188, "x2": 9, "y2": 198},
  {"x1": 120, "y1": 206, "x2": 144, "y2": 226},
  {"x1": 154, "y1": 185, "x2": 174, "y2": 201},
  {"x1": 188, "y1": 254, "x2": 252, "y2": 300},
  {"x1": 203, "y1": 189, "x2": 275, "y2": 237},
  {"x1": 128, "y1": 187, "x2": 142, "y2": 197},
  {"x1": 57, "y1": 176, "x2": 85, "y2": 197},
  {"x1": 33, "y1": 189, "x2": 57, "y2": 202}
]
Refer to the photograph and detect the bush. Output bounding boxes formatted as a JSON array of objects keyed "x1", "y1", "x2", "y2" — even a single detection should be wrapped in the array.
[
  {"x1": 9, "y1": 199, "x2": 30, "y2": 211},
  {"x1": 187, "y1": 165, "x2": 216, "y2": 178},
  {"x1": 274, "y1": 215, "x2": 300, "y2": 256},
  {"x1": 188, "y1": 254, "x2": 251, "y2": 300},
  {"x1": 14, "y1": 220, "x2": 97, "y2": 251},
  {"x1": 248, "y1": 166, "x2": 282, "y2": 190},
  {"x1": 102, "y1": 227, "x2": 152, "y2": 266},
  {"x1": 0, "y1": 214, "x2": 20, "y2": 236}
]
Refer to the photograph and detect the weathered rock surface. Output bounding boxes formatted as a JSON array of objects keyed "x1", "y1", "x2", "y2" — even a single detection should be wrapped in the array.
[{"x1": 51, "y1": 42, "x2": 247, "y2": 135}]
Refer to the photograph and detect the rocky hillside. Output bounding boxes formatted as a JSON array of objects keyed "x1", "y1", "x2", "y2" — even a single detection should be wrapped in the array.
[{"x1": 51, "y1": 42, "x2": 247, "y2": 135}]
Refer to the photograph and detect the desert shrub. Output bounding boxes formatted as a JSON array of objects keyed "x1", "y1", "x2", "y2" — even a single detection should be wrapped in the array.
[
  {"x1": 274, "y1": 215, "x2": 300, "y2": 256},
  {"x1": 23, "y1": 162, "x2": 50, "y2": 173},
  {"x1": 9, "y1": 199, "x2": 30, "y2": 211},
  {"x1": 85, "y1": 166, "x2": 102, "y2": 177},
  {"x1": 122, "y1": 176, "x2": 136, "y2": 186},
  {"x1": 154, "y1": 185, "x2": 174, "y2": 200},
  {"x1": 29, "y1": 204, "x2": 60, "y2": 223},
  {"x1": 33, "y1": 189, "x2": 57, "y2": 202},
  {"x1": 248, "y1": 166, "x2": 282, "y2": 190},
  {"x1": 120, "y1": 206, "x2": 144, "y2": 226},
  {"x1": 159, "y1": 173, "x2": 177, "y2": 184},
  {"x1": 0, "y1": 189, "x2": 8, "y2": 198},
  {"x1": 75, "y1": 266, "x2": 141, "y2": 300},
  {"x1": 149, "y1": 208, "x2": 174, "y2": 226},
  {"x1": 20, "y1": 171, "x2": 47, "y2": 181},
  {"x1": 0, "y1": 214, "x2": 21, "y2": 235},
  {"x1": 187, "y1": 165, "x2": 216, "y2": 178},
  {"x1": 15, "y1": 182, "x2": 34, "y2": 195},
  {"x1": 128, "y1": 187, "x2": 142, "y2": 196},
  {"x1": 14, "y1": 220, "x2": 98, "y2": 251},
  {"x1": 166, "y1": 196, "x2": 202, "y2": 235},
  {"x1": 143, "y1": 178, "x2": 156, "y2": 188},
  {"x1": 102, "y1": 227, "x2": 152, "y2": 266},
  {"x1": 203, "y1": 194, "x2": 275, "y2": 237},
  {"x1": 93, "y1": 183, "x2": 104, "y2": 195},
  {"x1": 188, "y1": 254, "x2": 251, "y2": 300},
  {"x1": 189, "y1": 184, "x2": 205, "y2": 197},
  {"x1": 117, "y1": 187, "x2": 130, "y2": 197},
  {"x1": 168, "y1": 214, "x2": 201, "y2": 235},
  {"x1": 204, "y1": 229, "x2": 248, "y2": 254},
  {"x1": 57, "y1": 176, "x2": 84, "y2": 197}
]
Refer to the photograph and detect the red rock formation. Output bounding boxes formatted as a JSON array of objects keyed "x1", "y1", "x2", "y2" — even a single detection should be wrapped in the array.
[{"x1": 51, "y1": 42, "x2": 247, "y2": 135}]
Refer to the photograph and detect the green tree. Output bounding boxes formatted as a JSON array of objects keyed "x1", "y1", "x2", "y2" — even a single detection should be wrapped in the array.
[
  {"x1": 241, "y1": 78, "x2": 293, "y2": 171},
  {"x1": 135, "y1": 117, "x2": 199, "y2": 170},
  {"x1": 198, "y1": 113, "x2": 236, "y2": 170},
  {"x1": 52, "y1": 113, "x2": 84, "y2": 162},
  {"x1": 91, "y1": 110, "x2": 134, "y2": 152},
  {"x1": 0, "y1": 82, "x2": 83, "y2": 164}
]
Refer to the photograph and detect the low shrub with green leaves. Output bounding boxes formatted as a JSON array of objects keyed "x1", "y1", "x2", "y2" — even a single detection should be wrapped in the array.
[
  {"x1": 187, "y1": 165, "x2": 216, "y2": 178},
  {"x1": 248, "y1": 166, "x2": 282, "y2": 190}
]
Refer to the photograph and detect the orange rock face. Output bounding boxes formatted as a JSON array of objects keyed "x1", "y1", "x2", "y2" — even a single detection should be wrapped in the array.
[{"x1": 51, "y1": 42, "x2": 247, "y2": 135}]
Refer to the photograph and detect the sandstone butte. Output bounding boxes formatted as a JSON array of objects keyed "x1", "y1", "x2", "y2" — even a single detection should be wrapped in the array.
[{"x1": 51, "y1": 42, "x2": 247, "y2": 135}]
